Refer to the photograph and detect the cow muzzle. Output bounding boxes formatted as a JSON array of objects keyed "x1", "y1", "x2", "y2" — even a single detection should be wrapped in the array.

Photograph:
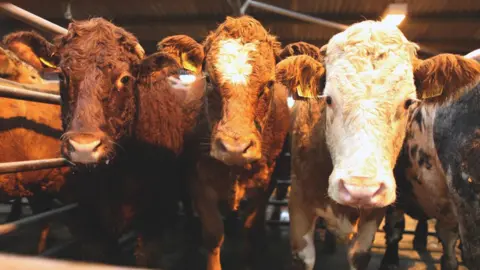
[
  {"x1": 329, "y1": 173, "x2": 396, "y2": 208},
  {"x1": 211, "y1": 134, "x2": 261, "y2": 166},
  {"x1": 63, "y1": 133, "x2": 108, "y2": 165}
]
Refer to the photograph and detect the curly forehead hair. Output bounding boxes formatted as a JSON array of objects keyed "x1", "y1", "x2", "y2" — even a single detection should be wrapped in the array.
[{"x1": 54, "y1": 18, "x2": 144, "y2": 71}]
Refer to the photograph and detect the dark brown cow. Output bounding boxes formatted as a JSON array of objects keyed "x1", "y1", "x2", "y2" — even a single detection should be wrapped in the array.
[
  {"x1": 382, "y1": 54, "x2": 480, "y2": 270},
  {"x1": 0, "y1": 31, "x2": 64, "y2": 253},
  {"x1": 54, "y1": 18, "x2": 205, "y2": 268},
  {"x1": 185, "y1": 16, "x2": 289, "y2": 270}
]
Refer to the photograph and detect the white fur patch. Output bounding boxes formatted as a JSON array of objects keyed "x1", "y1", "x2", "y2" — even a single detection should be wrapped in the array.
[
  {"x1": 216, "y1": 38, "x2": 257, "y2": 85},
  {"x1": 298, "y1": 232, "x2": 316, "y2": 270}
]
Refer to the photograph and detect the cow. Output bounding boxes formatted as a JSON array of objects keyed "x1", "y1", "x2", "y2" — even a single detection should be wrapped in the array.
[
  {"x1": 280, "y1": 20, "x2": 421, "y2": 270},
  {"x1": 54, "y1": 18, "x2": 205, "y2": 267},
  {"x1": 0, "y1": 31, "x2": 65, "y2": 253},
  {"x1": 183, "y1": 15, "x2": 289, "y2": 270},
  {"x1": 380, "y1": 54, "x2": 480, "y2": 270},
  {"x1": 279, "y1": 41, "x2": 323, "y2": 62}
]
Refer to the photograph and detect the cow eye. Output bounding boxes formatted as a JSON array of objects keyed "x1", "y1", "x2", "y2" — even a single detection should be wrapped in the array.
[
  {"x1": 326, "y1": 96, "x2": 332, "y2": 105},
  {"x1": 404, "y1": 99, "x2": 415, "y2": 109},
  {"x1": 120, "y1": 76, "x2": 130, "y2": 85}
]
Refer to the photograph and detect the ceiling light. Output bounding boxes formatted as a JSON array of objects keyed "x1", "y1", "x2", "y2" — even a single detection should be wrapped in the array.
[{"x1": 382, "y1": 3, "x2": 407, "y2": 27}]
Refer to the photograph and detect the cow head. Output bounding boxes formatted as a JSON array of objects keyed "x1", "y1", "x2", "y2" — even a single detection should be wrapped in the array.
[
  {"x1": 278, "y1": 41, "x2": 323, "y2": 62},
  {"x1": 289, "y1": 21, "x2": 419, "y2": 208},
  {"x1": 203, "y1": 16, "x2": 281, "y2": 166},
  {"x1": 55, "y1": 18, "x2": 144, "y2": 165},
  {"x1": 0, "y1": 31, "x2": 59, "y2": 84}
]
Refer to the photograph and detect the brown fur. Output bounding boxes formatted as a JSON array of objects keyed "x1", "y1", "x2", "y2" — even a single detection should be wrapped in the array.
[
  {"x1": 157, "y1": 35, "x2": 205, "y2": 75},
  {"x1": 3, "y1": 31, "x2": 59, "y2": 71},
  {"x1": 276, "y1": 55, "x2": 325, "y2": 99},
  {"x1": 188, "y1": 16, "x2": 289, "y2": 270},
  {"x1": 414, "y1": 54, "x2": 480, "y2": 105},
  {"x1": 0, "y1": 31, "x2": 65, "y2": 254},
  {"x1": 55, "y1": 18, "x2": 205, "y2": 268},
  {"x1": 279, "y1": 42, "x2": 323, "y2": 62}
]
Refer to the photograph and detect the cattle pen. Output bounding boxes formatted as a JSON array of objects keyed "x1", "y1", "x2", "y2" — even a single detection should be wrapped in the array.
[{"x1": 0, "y1": 1, "x2": 477, "y2": 270}]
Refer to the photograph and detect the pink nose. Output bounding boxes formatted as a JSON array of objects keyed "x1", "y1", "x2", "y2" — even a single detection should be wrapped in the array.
[
  {"x1": 216, "y1": 138, "x2": 253, "y2": 154},
  {"x1": 337, "y1": 179, "x2": 385, "y2": 207}
]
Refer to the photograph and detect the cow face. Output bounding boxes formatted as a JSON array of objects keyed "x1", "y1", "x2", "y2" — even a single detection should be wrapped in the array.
[
  {"x1": 1, "y1": 31, "x2": 59, "y2": 84},
  {"x1": 290, "y1": 21, "x2": 419, "y2": 208},
  {"x1": 203, "y1": 16, "x2": 281, "y2": 166},
  {"x1": 55, "y1": 18, "x2": 144, "y2": 165}
]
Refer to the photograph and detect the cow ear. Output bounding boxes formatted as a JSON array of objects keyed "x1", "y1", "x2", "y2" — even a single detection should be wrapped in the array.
[
  {"x1": 276, "y1": 55, "x2": 325, "y2": 100},
  {"x1": 157, "y1": 35, "x2": 205, "y2": 74},
  {"x1": 3, "y1": 31, "x2": 59, "y2": 71},
  {"x1": 414, "y1": 54, "x2": 480, "y2": 104}
]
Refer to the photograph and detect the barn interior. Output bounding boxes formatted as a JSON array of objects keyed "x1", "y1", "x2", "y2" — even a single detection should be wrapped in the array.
[{"x1": 0, "y1": 1, "x2": 479, "y2": 269}]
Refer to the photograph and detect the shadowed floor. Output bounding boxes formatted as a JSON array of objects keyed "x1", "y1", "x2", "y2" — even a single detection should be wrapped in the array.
[{"x1": 0, "y1": 202, "x2": 466, "y2": 270}]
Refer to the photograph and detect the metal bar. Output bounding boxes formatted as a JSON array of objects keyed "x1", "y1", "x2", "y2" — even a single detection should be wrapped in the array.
[
  {"x1": 465, "y1": 48, "x2": 480, "y2": 60},
  {"x1": 0, "y1": 158, "x2": 69, "y2": 174},
  {"x1": 0, "y1": 252, "x2": 151, "y2": 270},
  {"x1": 0, "y1": 203, "x2": 78, "y2": 235},
  {"x1": 0, "y1": 78, "x2": 59, "y2": 95},
  {"x1": 0, "y1": 3, "x2": 67, "y2": 35},
  {"x1": 39, "y1": 239, "x2": 77, "y2": 257},
  {"x1": 245, "y1": 0, "x2": 349, "y2": 30},
  {"x1": 0, "y1": 84, "x2": 61, "y2": 104},
  {"x1": 268, "y1": 199, "x2": 288, "y2": 206}
]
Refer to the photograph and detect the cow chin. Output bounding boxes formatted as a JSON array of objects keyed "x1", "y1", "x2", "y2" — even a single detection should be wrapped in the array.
[{"x1": 327, "y1": 169, "x2": 396, "y2": 209}]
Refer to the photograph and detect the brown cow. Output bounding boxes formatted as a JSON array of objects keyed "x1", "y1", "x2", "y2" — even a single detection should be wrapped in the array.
[
  {"x1": 0, "y1": 31, "x2": 64, "y2": 253},
  {"x1": 281, "y1": 20, "x2": 421, "y2": 270},
  {"x1": 279, "y1": 41, "x2": 323, "y2": 62},
  {"x1": 54, "y1": 18, "x2": 205, "y2": 268},
  {"x1": 184, "y1": 16, "x2": 289, "y2": 270}
]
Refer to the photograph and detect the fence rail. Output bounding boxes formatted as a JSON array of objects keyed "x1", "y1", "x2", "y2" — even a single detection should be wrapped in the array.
[
  {"x1": 0, "y1": 84, "x2": 61, "y2": 104},
  {"x1": 0, "y1": 158, "x2": 69, "y2": 174}
]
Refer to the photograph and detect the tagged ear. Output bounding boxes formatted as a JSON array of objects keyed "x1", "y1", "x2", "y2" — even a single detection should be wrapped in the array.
[
  {"x1": 157, "y1": 35, "x2": 205, "y2": 74},
  {"x1": 276, "y1": 55, "x2": 325, "y2": 100},
  {"x1": 3, "y1": 31, "x2": 59, "y2": 71},
  {"x1": 414, "y1": 54, "x2": 480, "y2": 104}
]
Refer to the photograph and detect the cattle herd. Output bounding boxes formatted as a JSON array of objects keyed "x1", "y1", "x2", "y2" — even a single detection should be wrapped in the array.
[{"x1": 0, "y1": 14, "x2": 479, "y2": 270}]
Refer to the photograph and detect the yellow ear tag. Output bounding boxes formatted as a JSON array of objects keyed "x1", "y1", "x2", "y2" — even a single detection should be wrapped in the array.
[
  {"x1": 181, "y1": 53, "x2": 197, "y2": 73},
  {"x1": 421, "y1": 87, "x2": 443, "y2": 99},
  {"x1": 296, "y1": 84, "x2": 314, "y2": 98},
  {"x1": 40, "y1": 57, "x2": 57, "y2": 68}
]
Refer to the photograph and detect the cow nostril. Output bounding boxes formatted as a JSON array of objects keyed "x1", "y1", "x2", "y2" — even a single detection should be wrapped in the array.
[
  {"x1": 242, "y1": 140, "x2": 254, "y2": 154},
  {"x1": 215, "y1": 138, "x2": 228, "y2": 153}
]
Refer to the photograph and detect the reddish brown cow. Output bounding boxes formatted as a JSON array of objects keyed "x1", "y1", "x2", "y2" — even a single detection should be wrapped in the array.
[
  {"x1": 0, "y1": 31, "x2": 65, "y2": 253},
  {"x1": 54, "y1": 18, "x2": 205, "y2": 268},
  {"x1": 279, "y1": 41, "x2": 323, "y2": 62},
  {"x1": 185, "y1": 16, "x2": 289, "y2": 270}
]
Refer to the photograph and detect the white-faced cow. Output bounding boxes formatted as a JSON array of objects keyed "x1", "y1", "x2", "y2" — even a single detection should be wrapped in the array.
[
  {"x1": 54, "y1": 18, "x2": 205, "y2": 268},
  {"x1": 381, "y1": 54, "x2": 480, "y2": 270},
  {"x1": 279, "y1": 20, "x2": 420, "y2": 270},
  {"x1": 185, "y1": 16, "x2": 289, "y2": 270}
]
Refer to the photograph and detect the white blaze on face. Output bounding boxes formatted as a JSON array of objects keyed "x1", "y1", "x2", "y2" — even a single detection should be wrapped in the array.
[
  {"x1": 323, "y1": 20, "x2": 419, "y2": 208},
  {"x1": 216, "y1": 38, "x2": 257, "y2": 85}
]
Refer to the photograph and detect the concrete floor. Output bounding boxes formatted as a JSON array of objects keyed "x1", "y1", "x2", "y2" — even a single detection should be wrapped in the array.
[{"x1": 0, "y1": 203, "x2": 466, "y2": 270}]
